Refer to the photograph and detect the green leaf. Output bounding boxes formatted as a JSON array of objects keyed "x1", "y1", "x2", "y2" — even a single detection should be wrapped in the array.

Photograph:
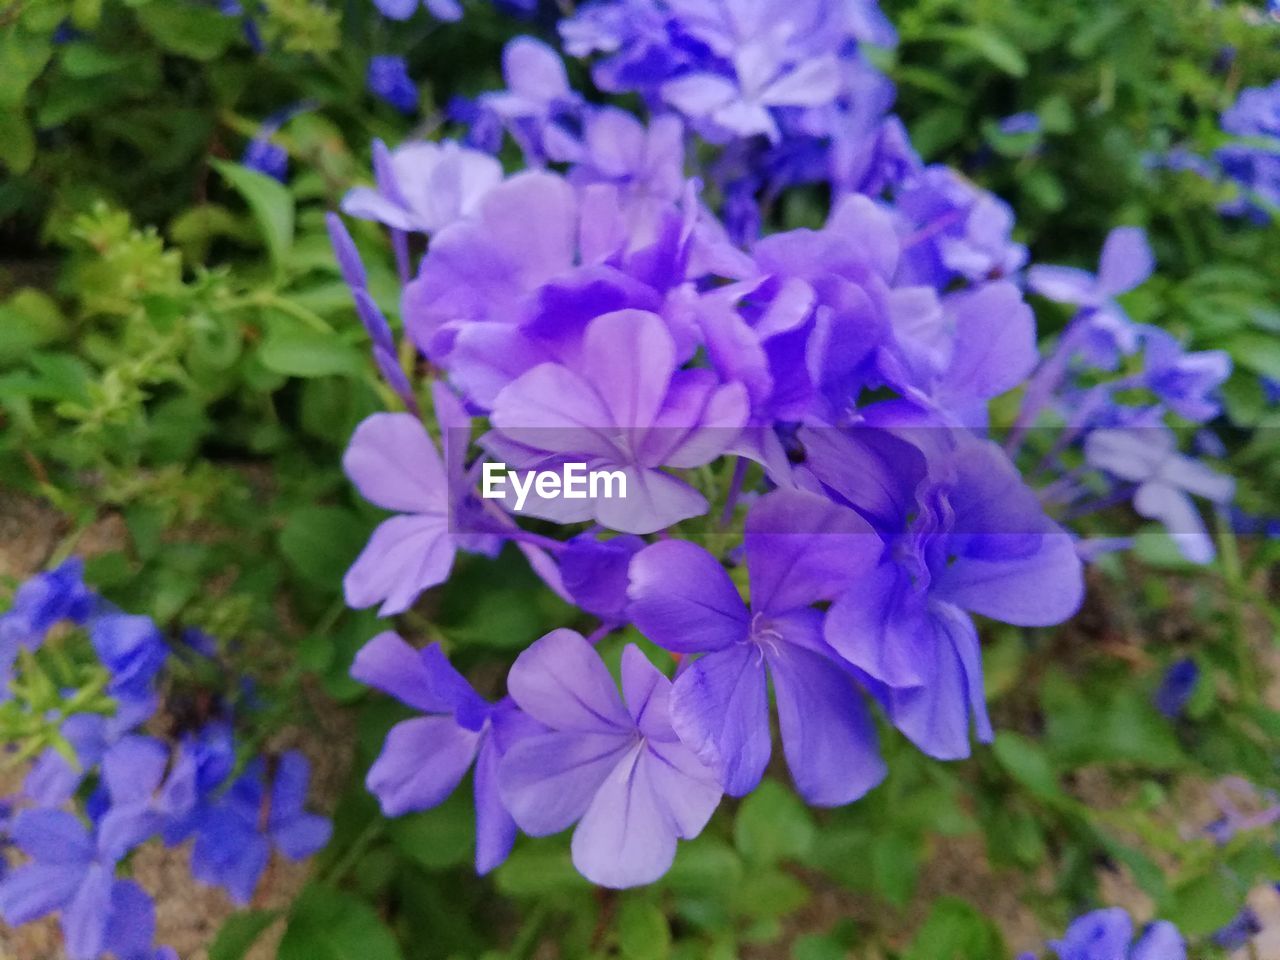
[
  {"x1": 734, "y1": 780, "x2": 815, "y2": 866},
  {"x1": 0, "y1": 109, "x2": 34, "y2": 174},
  {"x1": 211, "y1": 159, "x2": 295, "y2": 272},
  {"x1": 278, "y1": 505, "x2": 367, "y2": 588},
  {"x1": 258, "y1": 320, "x2": 364, "y2": 379},
  {"x1": 0, "y1": 289, "x2": 66, "y2": 363},
  {"x1": 387, "y1": 792, "x2": 476, "y2": 871},
  {"x1": 663, "y1": 836, "x2": 744, "y2": 895},
  {"x1": 731, "y1": 869, "x2": 809, "y2": 921},
  {"x1": 494, "y1": 844, "x2": 590, "y2": 899},
  {"x1": 992, "y1": 731, "x2": 1062, "y2": 801},
  {"x1": 952, "y1": 27, "x2": 1028, "y2": 77},
  {"x1": 902, "y1": 897, "x2": 1004, "y2": 960},
  {"x1": 209, "y1": 910, "x2": 280, "y2": 960},
  {"x1": 278, "y1": 884, "x2": 403, "y2": 960},
  {"x1": 134, "y1": 3, "x2": 240, "y2": 60},
  {"x1": 618, "y1": 900, "x2": 671, "y2": 960},
  {"x1": 0, "y1": 29, "x2": 52, "y2": 110},
  {"x1": 1166, "y1": 870, "x2": 1243, "y2": 936},
  {"x1": 1228, "y1": 331, "x2": 1280, "y2": 381}
]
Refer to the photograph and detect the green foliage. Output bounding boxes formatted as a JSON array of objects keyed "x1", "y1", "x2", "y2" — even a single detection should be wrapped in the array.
[{"x1": 2, "y1": 0, "x2": 1278, "y2": 958}]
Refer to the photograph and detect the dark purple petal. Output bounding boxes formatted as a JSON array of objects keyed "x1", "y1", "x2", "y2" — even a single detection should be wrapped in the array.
[
  {"x1": 670, "y1": 644, "x2": 769, "y2": 797},
  {"x1": 628, "y1": 541, "x2": 748, "y2": 654},
  {"x1": 766, "y1": 623, "x2": 886, "y2": 806}
]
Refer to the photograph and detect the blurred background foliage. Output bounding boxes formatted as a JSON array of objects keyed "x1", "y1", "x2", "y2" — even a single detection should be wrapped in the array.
[{"x1": 1, "y1": 0, "x2": 1278, "y2": 957}]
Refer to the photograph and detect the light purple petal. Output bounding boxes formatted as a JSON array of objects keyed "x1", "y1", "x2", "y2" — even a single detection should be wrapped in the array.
[
  {"x1": 581, "y1": 309, "x2": 676, "y2": 429},
  {"x1": 1025, "y1": 265, "x2": 1098, "y2": 305},
  {"x1": 366, "y1": 716, "x2": 480, "y2": 816},
  {"x1": 503, "y1": 37, "x2": 570, "y2": 101},
  {"x1": 506, "y1": 629, "x2": 632, "y2": 732},
  {"x1": 10, "y1": 809, "x2": 92, "y2": 864},
  {"x1": 593, "y1": 466, "x2": 708, "y2": 534},
  {"x1": 0, "y1": 864, "x2": 84, "y2": 925},
  {"x1": 1097, "y1": 226, "x2": 1154, "y2": 296},
  {"x1": 1131, "y1": 921, "x2": 1186, "y2": 960},
  {"x1": 644, "y1": 736, "x2": 722, "y2": 839},
  {"x1": 571, "y1": 744, "x2": 676, "y2": 888},
  {"x1": 344, "y1": 413, "x2": 448, "y2": 515},
  {"x1": 103, "y1": 735, "x2": 168, "y2": 804},
  {"x1": 1133, "y1": 483, "x2": 1216, "y2": 564},
  {"x1": 63, "y1": 863, "x2": 112, "y2": 960},
  {"x1": 103, "y1": 880, "x2": 156, "y2": 960},
  {"x1": 343, "y1": 514, "x2": 456, "y2": 616},
  {"x1": 498, "y1": 730, "x2": 631, "y2": 835},
  {"x1": 350, "y1": 631, "x2": 453, "y2": 713},
  {"x1": 939, "y1": 282, "x2": 1038, "y2": 401}
]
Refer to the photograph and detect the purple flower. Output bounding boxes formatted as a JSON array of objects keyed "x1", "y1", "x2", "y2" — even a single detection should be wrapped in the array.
[
  {"x1": 344, "y1": 384, "x2": 502, "y2": 615},
  {"x1": 89, "y1": 614, "x2": 167, "y2": 702},
  {"x1": 1, "y1": 558, "x2": 94, "y2": 696},
  {"x1": 628, "y1": 489, "x2": 887, "y2": 805},
  {"x1": 559, "y1": 533, "x2": 646, "y2": 623},
  {"x1": 242, "y1": 137, "x2": 288, "y2": 181},
  {"x1": 1085, "y1": 427, "x2": 1234, "y2": 564},
  {"x1": 177, "y1": 753, "x2": 330, "y2": 905},
  {"x1": 1046, "y1": 908, "x2": 1185, "y2": 960},
  {"x1": 485, "y1": 308, "x2": 748, "y2": 533},
  {"x1": 95, "y1": 736, "x2": 199, "y2": 862},
  {"x1": 351, "y1": 632, "x2": 536, "y2": 873},
  {"x1": 342, "y1": 139, "x2": 504, "y2": 235},
  {"x1": 479, "y1": 38, "x2": 584, "y2": 164},
  {"x1": 24, "y1": 699, "x2": 157, "y2": 807},
  {"x1": 498, "y1": 630, "x2": 722, "y2": 887},
  {"x1": 374, "y1": 0, "x2": 462, "y2": 21},
  {"x1": 811, "y1": 422, "x2": 1084, "y2": 759},
  {"x1": 368, "y1": 56, "x2": 418, "y2": 114},
  {"x1": 1138, "y1": 327, "x2": 1231, "y2": 423},
  {"x1": 0, "y1": 809, "x2": 157, "y2": 960},
  {"x1": 998, "y1": 112, "x2": 1041, "y2": 136},
  {"x1": 1026, "y1": 227, "x2": 1153, "y2": 370},
  {"x1": 895, "y1": 166, "x2": 1028, "y2": 287},
  {"x1": 1153, "y1": 658, "x2": 1199, "y2": 718}
]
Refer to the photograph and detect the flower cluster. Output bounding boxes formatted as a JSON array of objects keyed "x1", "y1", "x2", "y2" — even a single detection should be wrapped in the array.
[
  {"x1": 329, "y1": 0, "x2": 1234, "y2": 890},
  {"x1": 1216, "y1": 80, "x2": 1280, "y2": 220},
  {"x1": 0, "y1": 560, "x2": 331, "y2": 959},
  {"x1": 1019, "y1": 908, "x2": 1185, "y2": 960}
]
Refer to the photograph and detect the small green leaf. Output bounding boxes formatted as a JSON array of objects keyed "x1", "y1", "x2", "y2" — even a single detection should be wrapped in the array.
[
  {"x1": 210, "y1": 910, "x2": 280, "y2": 960},
  {"x1": 388, "y1": 792, "x2": 476, "y2": 871},
  {"x1": 211, "y1": 159, "x2": 295, "y2": 272},
  {"x1": 1166, "y1": 870, "x2": 1243, "y2": 936},
  {"x1": 734, "y1": 780, "x2": 815, "y2": 866},
  {"x1": 278, "y1": 506, "x2": 367, "y2": 588},
  {"x1": 134, "y1": 3, "x2": 240, "y2": 60},
  {"x1": 494, "y1": 844, "x2": 590, "y2": 899},
  {"x1": 992, "y1": 731, "x2": 1062, "y2": 801},
  {"x1": 953, "y1": 27, "x2": 1028, "y2": 77},
  {"x1": 278, "y1": 884, "x2": 403, "y2": 960},
  {"x1": 618, "y1": 900, "x2": 671, "y2": 960},
  {"x1": 0, "y1": 109, "x2": 35, "y2": 174},
  {"x1": 1228, "y1": 331, "x2": 1280, "y2": 382},
  {"x1": 902, "y1": 897, "x2": 1004, "y2": 960},
  {"x1": 259, "y1": 322, "x2": 363, "y2": 379}
]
